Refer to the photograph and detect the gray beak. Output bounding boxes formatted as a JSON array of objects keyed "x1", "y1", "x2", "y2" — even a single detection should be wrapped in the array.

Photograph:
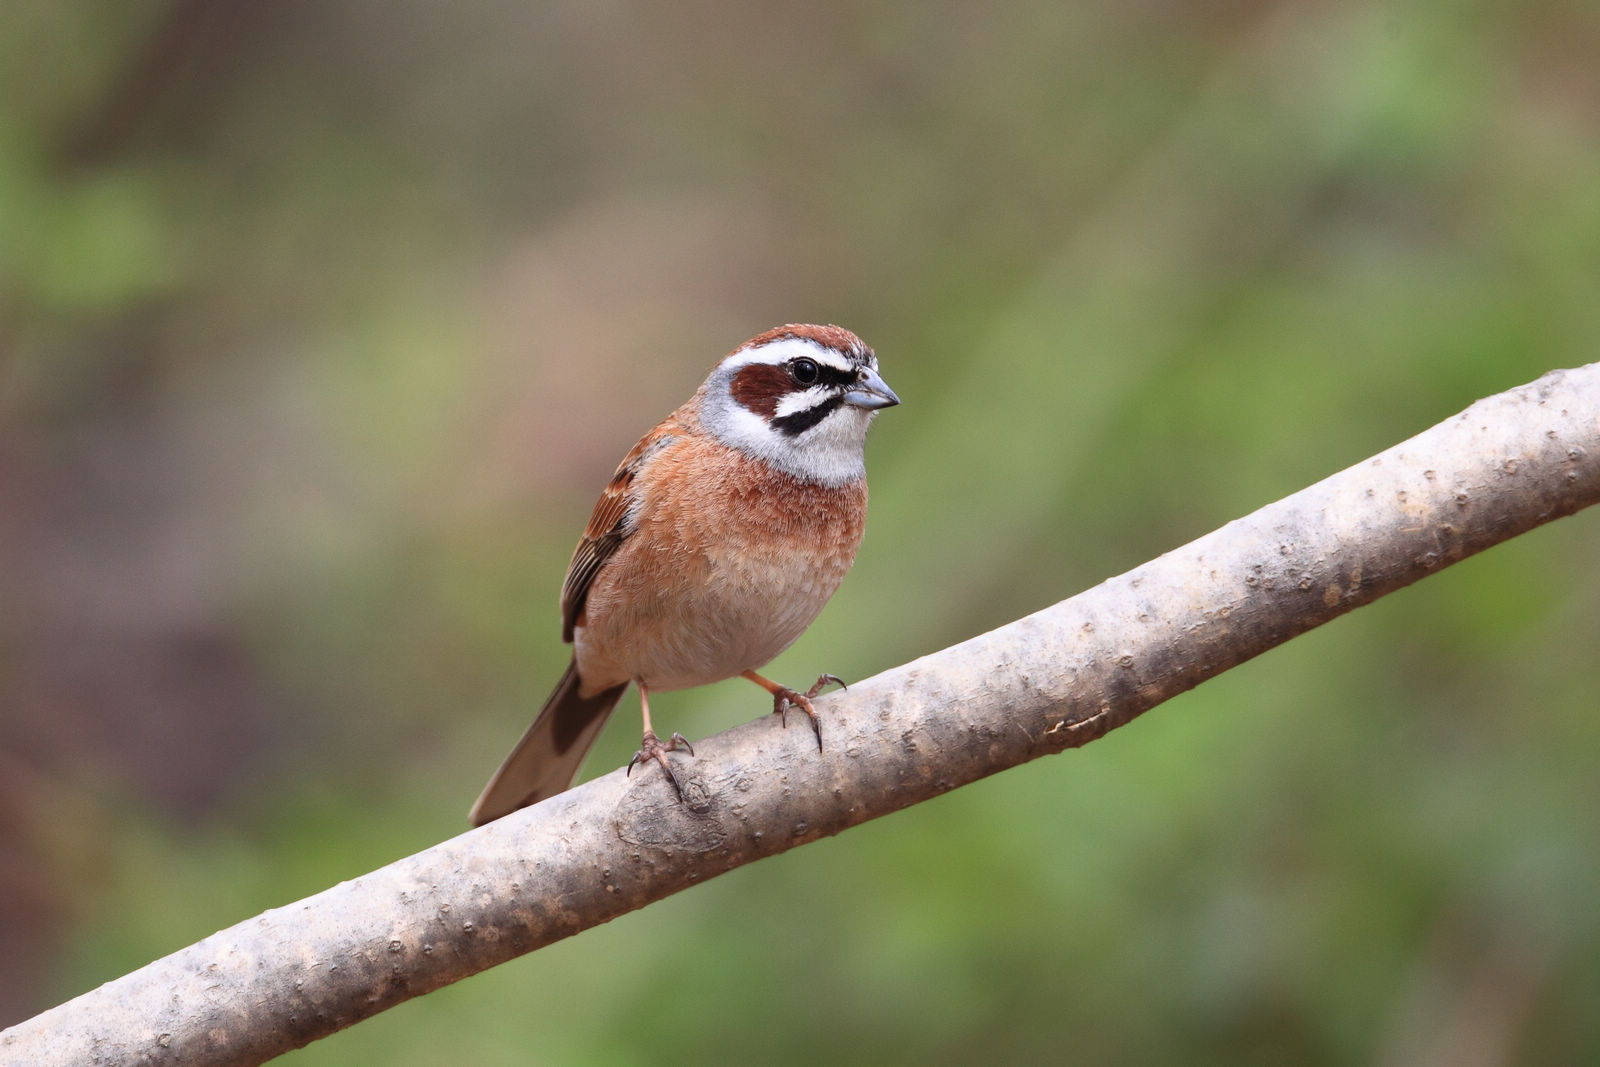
[{"x1": 843, "y1": 366, "x2": 901, "y2": 410}]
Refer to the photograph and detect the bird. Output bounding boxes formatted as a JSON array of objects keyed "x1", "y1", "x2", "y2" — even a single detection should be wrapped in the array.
[{"x1": 469, "y1": 324, "x2": 899, "y2": 825}]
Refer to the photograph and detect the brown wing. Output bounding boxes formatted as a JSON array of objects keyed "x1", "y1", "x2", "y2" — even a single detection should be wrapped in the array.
[{"x1": 559, "y1": 422, "x2": 679, "y2": 642}]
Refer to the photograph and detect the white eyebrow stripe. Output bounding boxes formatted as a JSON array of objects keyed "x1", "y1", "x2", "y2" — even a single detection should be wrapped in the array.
[{"x1": 720, "y1": 336, "x2": 856, "y2": 374}]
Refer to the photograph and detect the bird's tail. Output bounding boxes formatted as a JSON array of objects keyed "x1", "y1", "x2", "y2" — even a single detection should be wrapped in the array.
[{"x1": 468, "y1": 659, "x2": 628, "y2": 826}]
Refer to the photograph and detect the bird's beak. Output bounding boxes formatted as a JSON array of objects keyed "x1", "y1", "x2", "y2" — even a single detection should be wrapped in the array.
[{"x1": 844, "y1": 367, "x2": 901, "y2": 410}]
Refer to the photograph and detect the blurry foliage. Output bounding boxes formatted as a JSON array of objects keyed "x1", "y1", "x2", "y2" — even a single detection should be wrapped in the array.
[{"x1": 3, "y1": 0, "x2": 1600, "y2": 1062}]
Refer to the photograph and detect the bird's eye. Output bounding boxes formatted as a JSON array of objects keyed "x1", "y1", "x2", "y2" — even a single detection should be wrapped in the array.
[{"x1": 789, "y1": 358, "x2": 820, "y2": 386}]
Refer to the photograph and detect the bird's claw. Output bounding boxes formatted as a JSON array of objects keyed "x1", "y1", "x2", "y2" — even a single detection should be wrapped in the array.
[
  {"x1": 807, "y1": 673, "x2": 845, "y2": 699},
  {"x1": 771, "y1": 674, "x2": 845, "y2": 752},
  {"x1": 627, "y1": 730, "x2": 694, "y2": 801}
]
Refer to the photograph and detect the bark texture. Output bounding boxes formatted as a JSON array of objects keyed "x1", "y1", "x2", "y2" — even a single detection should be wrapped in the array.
[{"x1": 5, "y1": 363, "x2": 1598, "y2": 1066}]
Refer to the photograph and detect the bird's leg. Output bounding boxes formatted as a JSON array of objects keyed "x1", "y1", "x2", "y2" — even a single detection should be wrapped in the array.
[
  {"x1": 740, "y1": 670, "x2": 845, "y2": 752},
  {"x1": 628, "y1": 683, "x2": 693, "y2": 799}
]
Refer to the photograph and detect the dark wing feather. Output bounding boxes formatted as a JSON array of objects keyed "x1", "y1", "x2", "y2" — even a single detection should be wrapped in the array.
[{"x1": 559, "y1": 426, "x2": 677, "y2": 642}]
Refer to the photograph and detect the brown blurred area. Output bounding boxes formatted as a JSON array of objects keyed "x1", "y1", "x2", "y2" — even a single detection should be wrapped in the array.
[{"x1": 0, "y1": 0, "x2": 859, "y2": 1018}]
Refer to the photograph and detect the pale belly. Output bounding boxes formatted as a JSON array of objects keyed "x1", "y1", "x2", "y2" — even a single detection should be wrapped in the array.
[{"x1": 572, "y1": 537, "x2": 852, "y2": 691}]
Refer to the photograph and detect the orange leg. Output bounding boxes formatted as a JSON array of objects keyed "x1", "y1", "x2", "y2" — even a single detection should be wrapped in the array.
[
  {"x1": 627, "y1": 682, "x2": 693, "y2": 798},
  {"x1": 740, "y1": 670, "x2": 845, "y2": 752}
]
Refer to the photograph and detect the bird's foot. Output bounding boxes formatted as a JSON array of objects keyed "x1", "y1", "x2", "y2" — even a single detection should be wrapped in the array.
[
  {"x1": 628, "y1": 730, "x2": 694, "y2": 800},
  {"x1": 770, "y1": 674, "x2": 846, "y2": 751}
]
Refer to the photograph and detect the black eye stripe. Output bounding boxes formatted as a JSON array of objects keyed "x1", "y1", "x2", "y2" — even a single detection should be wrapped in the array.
[
  {"x1": 771, "y1": 395, "x2": 844, "y2": 436},
  {"x1": 788, "y1": 361, "x2": 856, "y2": 389}
]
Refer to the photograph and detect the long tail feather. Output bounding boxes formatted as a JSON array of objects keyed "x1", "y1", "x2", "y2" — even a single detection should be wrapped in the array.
[{"x1": 469, "y1": 660, "x2": 627, "y2": 826}]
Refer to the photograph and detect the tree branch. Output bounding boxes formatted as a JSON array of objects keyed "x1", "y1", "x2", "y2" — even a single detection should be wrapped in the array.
[{"x1": 6, "y1": 364, "x2": 1599, "y2": 1067}]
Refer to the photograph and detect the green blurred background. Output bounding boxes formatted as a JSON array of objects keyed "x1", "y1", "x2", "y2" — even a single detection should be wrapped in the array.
[{"x1": 4, "y1": 2, "x2": 1599, "y2": 1062}]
